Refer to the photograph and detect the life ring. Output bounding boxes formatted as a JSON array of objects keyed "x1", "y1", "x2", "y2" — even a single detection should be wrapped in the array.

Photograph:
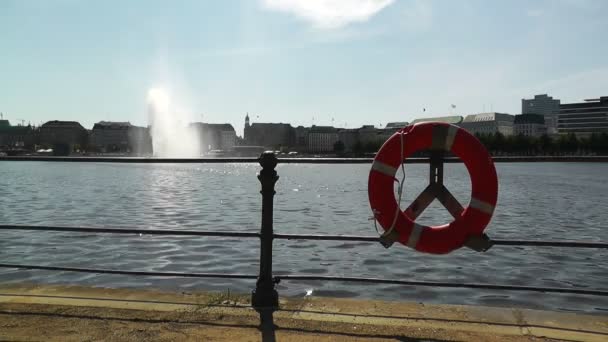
[{"x1": 368, "y1": 122, "x2": 498, "y2": 254}]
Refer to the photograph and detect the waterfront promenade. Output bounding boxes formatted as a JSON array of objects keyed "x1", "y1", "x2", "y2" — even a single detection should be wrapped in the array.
[{"x1": 1, "y1": 284, "x2": 606, "y2": 341}]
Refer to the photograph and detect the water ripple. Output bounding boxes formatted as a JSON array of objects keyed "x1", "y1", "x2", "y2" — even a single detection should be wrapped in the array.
[{"x1": 0, "y1": 162, "x2": 607, "y2": 313}]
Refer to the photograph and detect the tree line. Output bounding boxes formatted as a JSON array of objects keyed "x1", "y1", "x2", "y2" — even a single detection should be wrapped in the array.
[
  {"x1": 474, "y1": 132, "x2": 608, "y2": 156},
  {"x1": 334, "y1": 132, "x2": 608, "y2": 156}
]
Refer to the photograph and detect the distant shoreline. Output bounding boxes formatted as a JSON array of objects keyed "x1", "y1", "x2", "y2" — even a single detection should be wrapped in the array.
[{"x1": 2, "y1": 155, "x2": 608, "y2": 163}]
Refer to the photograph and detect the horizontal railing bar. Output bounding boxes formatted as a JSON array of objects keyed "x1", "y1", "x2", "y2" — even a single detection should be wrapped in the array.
[
  {"x1": 491, "y1": 239, "x2": 608, "y2": 248},
  {"x1": 274, "y1": 233, "x2": 379, "y2": 242},
  {"x1": 278, "y1": 156, "x2": 608, "y2": 164},
  {"x1": 2, "y1": 262, "x2": 604, "y2": 297},
  {"x1": 276, "y1": 275, "x2": 608, "y2": 297},
  {"x1": 0, "y1": 263, "x2": 258, "y2": 280},
  {"x1": 274, "y1": 233, "x2": 608, "y2": 249},
  {"x1": 2, "y1": 156, "x2": 608, "y2": 163},
  {"x1": 1, "y1": 226, "x2": 606, "y2": 248},
  {"x1": 0, "y1": 225, "x2": 259, "y2": 238}
]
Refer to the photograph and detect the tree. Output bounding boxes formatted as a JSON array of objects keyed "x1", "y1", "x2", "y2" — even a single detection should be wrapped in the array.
[
  {"x1": 364, "y1": 141, "x2": 381, "y2": 153},
  {"x1": 353, "y1": 141, "x2": 363, "y2": 155},
  {"x1": 599, "y1": 133, "x2": 608, "y2": 155},
  {"x1": 492, "y1": 132, "x2": 505, "y2": 154},
  {"x1": 556, "y1": 133, "x2": 578, "y2": 154},
  {"x1": 333, "y1": 140, "x2": 345, "y2": 154},
  {"x1": 562, "y1": 133, "x2": 578, "y2": 153},
  {"x1": 539, "y1": 134, "x2": 552, "y2": 155}
]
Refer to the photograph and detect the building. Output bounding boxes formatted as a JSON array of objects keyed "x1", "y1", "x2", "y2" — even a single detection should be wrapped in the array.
[
  {"x1": 378, "y1": 125, "x2": 402, "y2": 144},
  {"x1": 410, "y1": 116, "x2": 463, "y2": 125},
  {"x1": 522, "y1": 94, "x2": 560, "y2": 134},
  {"x1": 557, "y1": 96, "x2": 608, "y2": 136},
  {"x1": 308, "y1": 125, "x2": 338, "y2": 153},
  {"x1": 88, "y1": 121, "x2": 152, "y2": 155},
  {"x1": 460, "y1": 113, "x2": 515, "y2": 136},
  {"x1": 513, "y1": 114, "x2": 546, "y2": 137},
  {"x1": 243, "y1": 114, "x2": 295, "y2": 149},
  {"x1": 128, "y1": 125, "x2": 153, "y2": 156},
  {"x1": 358, "y1": 125, "x2": 384, "y2": 147},
  {"x1": 337, "y1": 128, "x2": 359, "y2": 152},
  {"x1": 89, "y1": 121, "x2": 131, "y2": 153},
  {"x1": 190, "y1": 123, "x2": 237, "y2": 153},
  {"x1": 332, "y1": 124, "x2": 404, "y2": 154},
  {"x1": 39, "y1": 120, "x2": 88, "y2": 155},
  {"x1": 294, "y1": 126, "x2": 309, "y2": 152},
  {"x1": 0, "y1": 120, "x2": 36, "y2": 151},
  {"x1": 385, "y1": 122, "x2": 409, "y2": 129},
  {"x1": 220, "y1": 130, "x2": 236, "y2": 151}
]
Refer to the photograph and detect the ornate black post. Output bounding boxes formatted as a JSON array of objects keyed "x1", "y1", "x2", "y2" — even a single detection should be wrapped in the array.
[{"x1": 252, "y1": 152, "x2": 279, "y2": 309}]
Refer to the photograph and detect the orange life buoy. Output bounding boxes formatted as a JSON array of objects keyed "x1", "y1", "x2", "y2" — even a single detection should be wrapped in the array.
[{"x1": 368, "y1": 122, "x2": 498, "y2": 254}]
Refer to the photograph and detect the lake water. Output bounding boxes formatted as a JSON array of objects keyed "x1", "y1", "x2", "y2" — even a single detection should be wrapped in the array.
[{"x1": 0, "y1": 161, "x2": 607, "y2": 314}]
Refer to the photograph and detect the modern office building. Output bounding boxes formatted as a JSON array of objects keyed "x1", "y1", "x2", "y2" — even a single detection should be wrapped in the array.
[
  {"x1": 557, "y1": 96, "x2": 608, "y2": 136},
  {"x1": 522, "y1": 94, "x2": 560, "y2": 134}
]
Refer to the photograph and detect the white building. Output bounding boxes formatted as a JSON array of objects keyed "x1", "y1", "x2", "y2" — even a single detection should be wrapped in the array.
[
  {"x1": 308, "y1": 126, "x2": 338, "y2": 153},
  {"x1": 460, "y1": 113, "x2": 515, "y2": 136},
  {"x1": 410, "y1": 116, "x2": 463, "y2": 125}
]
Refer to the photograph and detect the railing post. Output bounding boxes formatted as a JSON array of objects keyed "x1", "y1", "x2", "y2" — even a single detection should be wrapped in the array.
[{"x1": 252, "y1": 151, "x2": 279, "y2": 309}]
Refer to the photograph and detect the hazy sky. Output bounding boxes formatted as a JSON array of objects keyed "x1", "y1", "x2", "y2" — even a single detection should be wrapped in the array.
[{"x1": 1, "y1": 0, "x2": 607, "y2": 136}]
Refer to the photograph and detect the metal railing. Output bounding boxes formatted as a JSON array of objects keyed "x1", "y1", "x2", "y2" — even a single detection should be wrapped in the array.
[
  {"x1": 2, "y1": 155, "x2": 608, "y2": 163},
  {"x1": 1, "y1": 152, "x2": 608, "y2": 310}
]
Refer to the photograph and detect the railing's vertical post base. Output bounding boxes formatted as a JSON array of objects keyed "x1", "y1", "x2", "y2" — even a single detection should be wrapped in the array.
[
  {"x1": 251, "y1": 288, "x2": 279, "y2": 309},
  {"x1": 252, "y1": 151, "x2": 279, "y2": 310}
]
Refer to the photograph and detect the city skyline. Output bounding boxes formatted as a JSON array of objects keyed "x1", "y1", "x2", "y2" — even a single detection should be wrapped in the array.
[
  {"x1": 1, "y1": 93, "x2": 602, "y2": 136},
  {"x1": 2, "y1": 94, "x2": 607, "y2": 156},
  {"x1": 1, "y1": 0, "x2": 608, "y2": 136}
]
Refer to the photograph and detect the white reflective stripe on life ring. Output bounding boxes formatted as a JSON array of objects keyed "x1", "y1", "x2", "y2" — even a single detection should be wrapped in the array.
[
  {"x1": 444, "y1": 125, "x2": 458, "y2": 151},
  {"x1": 469, "y1": 197, "x2": 495, "y2": 215},
  {"x1": 406, "y1": 223, "x2": 424, "y2": 248},
  {"x1": 371, "y1": 160, "x2": 397, "y2": 177}
]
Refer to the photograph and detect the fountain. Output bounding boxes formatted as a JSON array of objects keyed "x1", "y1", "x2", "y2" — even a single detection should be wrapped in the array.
[{"x1": 147, "y1": 88, "x2": 201, "y2": 157}]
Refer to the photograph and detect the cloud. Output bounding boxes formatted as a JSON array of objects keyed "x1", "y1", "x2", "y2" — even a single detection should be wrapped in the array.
[{"x1": 262, "y1": 0, "x2": 394, "y2": 29}]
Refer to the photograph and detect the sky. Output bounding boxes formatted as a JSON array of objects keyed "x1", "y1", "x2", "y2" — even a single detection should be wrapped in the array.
[{"x1": 1, "y1": 0, "x2": 607, "y2": 136}]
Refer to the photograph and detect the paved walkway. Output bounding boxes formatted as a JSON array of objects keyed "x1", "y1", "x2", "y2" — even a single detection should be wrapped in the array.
[{"x1": 0, "y1": 284, "x2": 606, "y2": 341}]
